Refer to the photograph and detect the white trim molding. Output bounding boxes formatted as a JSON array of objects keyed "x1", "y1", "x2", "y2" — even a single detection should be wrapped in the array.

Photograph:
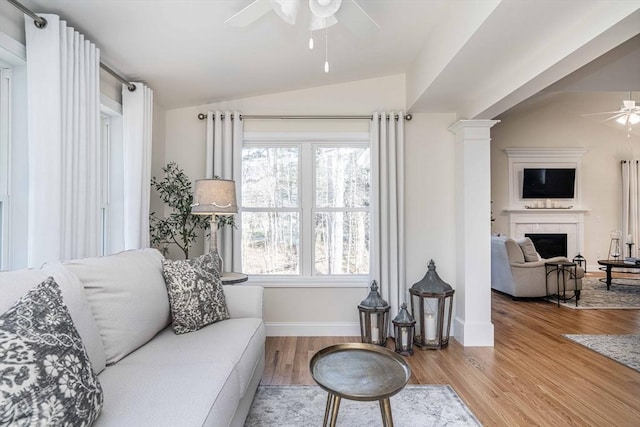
[
  {"x1": 265, "y1": 322, "x2": 360, "y2": 337},
  {"x1": 504, "y1": 147, "x2": 588, "y2": 210}
]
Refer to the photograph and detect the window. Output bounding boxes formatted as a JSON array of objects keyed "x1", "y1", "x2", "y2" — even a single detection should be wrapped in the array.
[
  {"x1": 240, "y1": 132, "x2": 370, "y2": 283},
  {"x1": 0, "y1": 67, "x2": 10, "y2": 268},
  {"x1": 100, "y1": 115, "x2": 110, "y2": 256}
]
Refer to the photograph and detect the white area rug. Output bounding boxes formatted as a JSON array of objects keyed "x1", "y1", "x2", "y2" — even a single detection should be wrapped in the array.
[
  {"x1": 563, "y1": 334, "x2": 640, "y2": 372},
  {"x1": 245, "y1": 384, "x2": 482, "y2": 427},
  {"x1": 552, "y1": 276, "x2": 640, "y2": 309}
]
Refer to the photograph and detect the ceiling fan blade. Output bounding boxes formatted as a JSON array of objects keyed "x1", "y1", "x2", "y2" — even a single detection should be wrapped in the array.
[
  {"x1": 601, "y1": 113, "x2": 627, "y2": 123},
  {"x1": 581, "y1": 111, "x2": 623, "y2": 117},
  {"x1": 224, "y1": 0, "x2": 273, "y2": 27},
  {"x1": 271, "y1": 0, "x2": 301, "y2": 25},
  {"x1": 338, "y1": 0, "x2": 380, "y2": 38}
]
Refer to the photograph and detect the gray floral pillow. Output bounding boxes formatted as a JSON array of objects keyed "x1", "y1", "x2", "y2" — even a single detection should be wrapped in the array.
[
  {"x1": 0, "y1": 277, "x2": 104, "y2": 426},
  {"x1": 162, "y1": 251, "x2": 230, "y2": 334}
]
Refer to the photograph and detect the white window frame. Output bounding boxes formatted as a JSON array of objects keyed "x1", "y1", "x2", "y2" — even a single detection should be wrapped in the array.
[
  {"x1": 0, "y1": 66, "x2": 10, "y2": 269},
  {"x1": 99, "y1": 94, "x2": 124, "y2": 256},
  {"x1": 239, "y1": 131, "x2": 371, "y2": 288}
]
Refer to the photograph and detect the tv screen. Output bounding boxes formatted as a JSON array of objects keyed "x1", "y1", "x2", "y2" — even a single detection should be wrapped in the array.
[{"x1": 522, "y1": 168, "x2": 575, "y2": 199}]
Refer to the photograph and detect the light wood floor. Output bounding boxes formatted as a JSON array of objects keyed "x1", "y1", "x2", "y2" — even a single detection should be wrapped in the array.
[{"x1": 262, "y1": 281, "x2": 640, "y2": 426}]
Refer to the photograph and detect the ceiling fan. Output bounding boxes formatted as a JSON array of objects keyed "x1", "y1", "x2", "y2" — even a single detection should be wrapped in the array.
[
  {"x1": 225, "y1": 0, "x2": 380, "y2": 73},
  {"x1": 225, "y1": 0, "x2": 380, "y2": 36},
  {"x1": 583, "y1": 95, "x2": 640, "y2": 137}
]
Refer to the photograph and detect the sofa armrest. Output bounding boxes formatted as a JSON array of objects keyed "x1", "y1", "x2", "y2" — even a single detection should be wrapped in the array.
[
  {"x1": 510, "y1": 256, "x2": 570, "y2": 269},
  {"x1": 223, "y1": 285, "x2": 263, "y2": 319}
]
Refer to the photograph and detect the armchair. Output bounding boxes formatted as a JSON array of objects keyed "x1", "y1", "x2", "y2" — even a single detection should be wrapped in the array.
[{"x1": 491, "y1": 235, "x2": 584, "y2": 299}]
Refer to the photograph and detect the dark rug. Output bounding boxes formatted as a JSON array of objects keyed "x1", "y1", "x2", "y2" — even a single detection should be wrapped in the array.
[
  {"x1": 245, "y1": 384, "x2": 482, "y2": 426},
  {"x1": 563, "y1": 334, "x2": 640, "y2": 372},
  {"x1": 552, "y1": 276, "x2": 640, "y2": 309}
]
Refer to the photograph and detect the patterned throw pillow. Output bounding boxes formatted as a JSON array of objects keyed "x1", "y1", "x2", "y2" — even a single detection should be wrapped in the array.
[
  {"x1": 0, "y1": 277, "x2": 104, "y2": 426},
  {"x1": 162, "y1": 251, "x2": 230, "y2": 334}
]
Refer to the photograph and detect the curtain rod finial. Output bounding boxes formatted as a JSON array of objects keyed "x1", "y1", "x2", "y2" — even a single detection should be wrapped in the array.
[
  {"x1": 34, "y1": 16, "x2": 47, "y2": 29},
  {"x1": 198, "y1": 113, "x2": 207, "y2": 120},
  {"x1": 405, "y1": 114, "x2": 412, "y2": 121}
]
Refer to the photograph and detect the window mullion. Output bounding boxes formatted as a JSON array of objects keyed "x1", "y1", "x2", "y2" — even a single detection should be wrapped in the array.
[{"x1": 301, "y1": 143, "x2": 313, "y2": 276}]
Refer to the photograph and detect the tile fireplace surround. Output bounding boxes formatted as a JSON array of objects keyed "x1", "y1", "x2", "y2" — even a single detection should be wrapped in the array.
[{"x1": 506, "y1": 209, "x2": 586, "y2": 259}]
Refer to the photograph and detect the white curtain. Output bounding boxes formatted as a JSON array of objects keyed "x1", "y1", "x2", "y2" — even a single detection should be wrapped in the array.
[
  {"x1": 622, "y1": 160, "x2": 639, "y2": 258},
  {"x1": 370, "y1": 112, "x2": 406, "y2": 335},
  {"x1": 25, "y1": 14, "x2": 101, "y2": 267},
  {"x1": 205, "y1": 111, "x2": 243, "y2": 271},
  {"x1": 123, "y1": 83, "x2": 153, "y2": 249}
]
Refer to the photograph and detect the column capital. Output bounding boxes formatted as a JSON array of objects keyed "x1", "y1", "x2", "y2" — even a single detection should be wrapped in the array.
[{"x1": 448, "y1": 119, "x2": 500, "y2": 134}]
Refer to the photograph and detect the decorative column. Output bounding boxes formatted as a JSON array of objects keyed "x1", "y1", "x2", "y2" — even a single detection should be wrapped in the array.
[{"x1": 449, "y1": 120, "x2": 499, "y2": 347}]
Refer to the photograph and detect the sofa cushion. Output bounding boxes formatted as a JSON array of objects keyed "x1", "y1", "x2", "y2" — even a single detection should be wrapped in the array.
[
  {"x1": 517, "y1": 237, "x2": 540, "y2": 262},
  {"x1": 0, "y1": 264, "x2": 107, "y2": 374},
  {"x1": 162, "y1": 251, "x2": 229, "y2": 334},
  {"x1": 95, "y1": 361, "x2": 240, "y2": 427},
  {"x1": 0, "y1": 277, "x2": 103, "y2": 426},
  {"x1": 64, "y1": 249, "x2": 170, "y2": 364},
  {"x1": 117, "y1": 318, "x2": 265, "y2": 397}
]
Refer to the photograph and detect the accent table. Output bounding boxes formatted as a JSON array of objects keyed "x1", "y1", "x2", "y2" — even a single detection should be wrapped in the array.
[
  {"x1": 545, "y1": 261, "x2": 579, "y2": 307},
  {"x1": 310, "y1": 343, "x2": 411, "y2": 427},
  {"x1": 220, "y1": 272, "x2": 248, "y2": 284}
]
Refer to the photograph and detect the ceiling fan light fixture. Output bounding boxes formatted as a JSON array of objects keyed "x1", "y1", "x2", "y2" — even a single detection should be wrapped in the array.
[
  {"x1": 309, "y1": 0, "x2": 342, "y2": 18},
  {"x1": 629, "y1": 113, "x2": 640, "y2": 125},
  {"x1": 616, "y1": 115, "x2": 629, "y2": 125},
  {"x1": 309, "y1": 14, "x2": 337, "y2": 30}
]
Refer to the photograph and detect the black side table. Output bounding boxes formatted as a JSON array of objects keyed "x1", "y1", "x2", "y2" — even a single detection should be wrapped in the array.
[{"x1": 545, "y1": 261, "x2": 579, "y2": 307}]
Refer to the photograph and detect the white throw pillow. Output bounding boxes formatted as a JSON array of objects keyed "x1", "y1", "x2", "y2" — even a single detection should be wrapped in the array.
[
  {"x1": 517, "y1": 238, "x2": 540, "y2": 262},
  {"x1": 64, "y1": 248, "x2": 170, "y2": 364}
]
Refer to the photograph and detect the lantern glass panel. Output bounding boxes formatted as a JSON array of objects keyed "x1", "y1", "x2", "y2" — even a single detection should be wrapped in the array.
[{"x1": 442, "y1": 296, "x2": 452, "y2": 342}]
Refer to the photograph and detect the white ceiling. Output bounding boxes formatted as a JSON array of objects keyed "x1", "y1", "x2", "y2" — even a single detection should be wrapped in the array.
[
  {"x1": 11, "y1": 0, "x2": 448, "y2": 109},
  {"x1": 3, "y1": 0, "x2": 639, "y2": 113}
]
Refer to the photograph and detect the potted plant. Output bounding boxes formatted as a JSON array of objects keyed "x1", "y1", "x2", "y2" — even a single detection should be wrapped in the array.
[{"x1": 149, "y1": 162, "x2": 234, "y2": 259}]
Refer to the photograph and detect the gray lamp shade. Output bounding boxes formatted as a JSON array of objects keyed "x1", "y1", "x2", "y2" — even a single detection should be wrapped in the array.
[{"x1": 191, "y1": 179, "x2": 238, "y2": 215}]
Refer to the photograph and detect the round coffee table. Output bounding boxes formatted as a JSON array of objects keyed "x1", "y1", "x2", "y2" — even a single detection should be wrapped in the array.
[
  {"x1": 310, "y1": 343, "x2": 411, "y2": 427},
  {"x1": 597, "y1": 259, "x2": 640, "y2": 290}
]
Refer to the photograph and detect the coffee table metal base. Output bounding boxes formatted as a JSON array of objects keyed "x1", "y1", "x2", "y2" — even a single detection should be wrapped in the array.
[{"x1": 322, "y1": 393, "x2": 394, "y2": 427}]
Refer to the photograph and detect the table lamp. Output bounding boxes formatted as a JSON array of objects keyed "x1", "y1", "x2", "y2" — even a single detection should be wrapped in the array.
[{"x1": 191, "y1": 179, "x2": 238, "y2": 253}]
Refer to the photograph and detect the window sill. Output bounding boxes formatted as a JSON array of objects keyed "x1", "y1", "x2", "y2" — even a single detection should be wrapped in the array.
[{"x1": 246, "y1": 275, "x2": 369, "y2": 288}]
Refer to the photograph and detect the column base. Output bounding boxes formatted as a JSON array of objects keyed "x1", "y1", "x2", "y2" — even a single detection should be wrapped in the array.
[{"x1": 453, "y1": 317, "x2": 494, "y2": 347}]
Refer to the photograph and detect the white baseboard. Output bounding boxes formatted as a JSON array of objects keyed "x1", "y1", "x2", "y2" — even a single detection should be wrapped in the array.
[
  {"x1": 265, "y1": 322, "x2": 360, "y2": 337},
  {"x1": 453, "y1": 317, "x2": 495, "y2": 347}
]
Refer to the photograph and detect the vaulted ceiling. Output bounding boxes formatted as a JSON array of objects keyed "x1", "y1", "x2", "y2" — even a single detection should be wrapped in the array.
[{"x1": 2, "y1": 0, "x2": 639, "y2": 116}]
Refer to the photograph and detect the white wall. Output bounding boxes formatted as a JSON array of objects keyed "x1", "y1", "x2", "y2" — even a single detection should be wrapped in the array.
[
  {"x1": 163, "y1": 75, "x2": 458, "y2": 335},
  {"x1": 491, "y1": 91, "x2": 640, "y2": 269}
]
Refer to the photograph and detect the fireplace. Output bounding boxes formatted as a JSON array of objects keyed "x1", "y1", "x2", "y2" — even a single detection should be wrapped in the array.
[{"x1": 526, "y1": 233, "x2": 567, "y2": 259}]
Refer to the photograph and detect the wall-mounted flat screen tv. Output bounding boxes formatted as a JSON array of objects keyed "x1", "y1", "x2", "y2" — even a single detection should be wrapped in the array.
[{"x1": 522, "y1": 168, "x2": 576, "y2": 199}]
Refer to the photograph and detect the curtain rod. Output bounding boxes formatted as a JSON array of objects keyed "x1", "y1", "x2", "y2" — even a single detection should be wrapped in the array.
[
  {"x1": 196, "y1": 113, "x2": 412, "y2": 121},
  {"x1": 7, "y1": 0, "x2": 136, "y2": 92}
]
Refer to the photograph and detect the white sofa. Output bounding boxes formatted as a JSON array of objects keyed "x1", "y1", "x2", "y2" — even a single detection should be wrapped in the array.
[
  {"x1": 0, "y1": 248, "x2": 265, "y2": 427},
  {"x1": 491, "y1": 235, "x2": 583, "y2": 299}
]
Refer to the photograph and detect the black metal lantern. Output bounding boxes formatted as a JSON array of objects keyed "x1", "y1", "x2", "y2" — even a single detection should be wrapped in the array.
[
  {"x1": 392, "y1": 303, "x2": 415, "y2": 356},
  {"x1": 409, "y1": 260, "x2": 455, "y2": 350},
  {"x1": 572, "y1": 253, "x2": 587, "y2": 273},
  {"x1": 357, "y1": 280, "x2": 390, "y2": 346}
]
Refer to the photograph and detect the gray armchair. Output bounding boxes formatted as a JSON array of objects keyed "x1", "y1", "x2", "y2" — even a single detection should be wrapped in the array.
[{"x1": 491, "y1": 235, "x2": 583, "y2": 299}]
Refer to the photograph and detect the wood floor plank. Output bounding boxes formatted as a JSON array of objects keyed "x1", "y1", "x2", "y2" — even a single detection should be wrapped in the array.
[{"x1": 262, "y1": 280, "x2": 640, "y2": 426}]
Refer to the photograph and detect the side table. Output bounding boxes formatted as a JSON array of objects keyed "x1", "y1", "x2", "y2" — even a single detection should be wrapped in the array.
[
  {"x1": 220, "y1": 272, "x2": 248, "y2": 285},
  {"x1": 545, "y1": 261, "x2": 578, "y2": 307}
]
